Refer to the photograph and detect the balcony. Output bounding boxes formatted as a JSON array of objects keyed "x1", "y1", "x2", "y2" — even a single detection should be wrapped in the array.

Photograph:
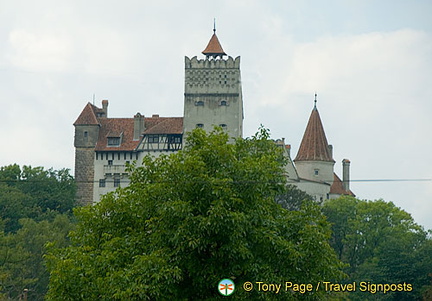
[{"x1": 104, "y1": 164, "x2": 127, "y2": 175}]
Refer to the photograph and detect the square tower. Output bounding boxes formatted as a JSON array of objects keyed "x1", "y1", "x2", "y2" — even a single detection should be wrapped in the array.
[{"x1": 183, "y1": 30, "x2": 243, "y2": 139}]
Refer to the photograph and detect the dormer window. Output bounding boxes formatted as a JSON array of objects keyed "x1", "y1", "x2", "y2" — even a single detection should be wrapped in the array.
[
  {"x1": 107, "y1": 137, "x2": 121, "y2": 146},
  {"x1": 195, "y1": 101, "x2": 204, "y2": 106}
]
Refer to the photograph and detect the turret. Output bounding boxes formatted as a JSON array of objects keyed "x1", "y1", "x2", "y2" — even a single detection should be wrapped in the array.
[
  {"x1": 73, "y1": 101, "x2": 103, "y2": 205},
  {"x1": 294, "y1": 95, "x2": 335, "y2": 186}
]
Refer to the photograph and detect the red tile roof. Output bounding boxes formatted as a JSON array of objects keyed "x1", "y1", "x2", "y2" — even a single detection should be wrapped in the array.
[
  {"x1": 202, "y1": 33, "x2": 226, "y2": 57},
  {"x1": 95, "y1": 116, "x2": 183, "y2": 151},
  {"x1": 294, "y1": 107, "x2": 335, "y2": 162},
  {"x1": 330, "y1": 173, "x2": 355, "y2": 196},
  {"x1": 95, "y1": 118, "x2": 138, "y2": 151},
  {"x1": 143, "y1": 117, "x2": 183, "y2": 135},
  {"x1": 73, "y1": 103, "x2": 100, "y2": 125}
]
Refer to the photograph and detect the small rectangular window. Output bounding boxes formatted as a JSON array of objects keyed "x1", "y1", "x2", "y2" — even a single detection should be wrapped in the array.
[
  {"x1": 114, "y1": 178, "x2": 120, "y2": 187},
  {"x1": 195, "y1": 100, "x2": 204, "y2": 106},
  {"x1": 196, "y1": 123, "x2": 204, "y2": 128},
  {"x1": 107, "y1": 137, "x2": 121, "y2": 146},
  {"x1": 148, "y1": 135, "x2": 159, "y2": 143},
  {"x1": 314, "y1": 169, "x2": 319, "y2": 176},
  {"x1": 108, "y1": 160, "x2": 113, "y2": 166},
  {"x1": 99, "y1": 179, "x2": 106, "y2": 187}
]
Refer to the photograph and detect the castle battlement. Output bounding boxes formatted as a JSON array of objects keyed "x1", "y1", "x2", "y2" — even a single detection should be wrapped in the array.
[{"x1": 185, "y1": 56, "x2": 240, "y2": 69}]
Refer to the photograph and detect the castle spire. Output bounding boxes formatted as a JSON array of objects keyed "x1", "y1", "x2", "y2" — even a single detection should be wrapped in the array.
[
  {"x1": 294, "y1": 96, "x2": 335, "y2": 162},
  {"x1": 202, "y1": 21, "x2": 226, "y2": 59},
  {"x1": 314, "y1": 93, "x2": 317, "y2": 110}
]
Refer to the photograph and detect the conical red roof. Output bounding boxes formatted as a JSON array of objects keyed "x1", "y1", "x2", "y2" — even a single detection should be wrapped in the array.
[
  {"x1": 202, "y1": 32, "x2": 226, "y2": 57},
  {"x1": 294, "y1": 106, "x2": 335, "y2": 162}
]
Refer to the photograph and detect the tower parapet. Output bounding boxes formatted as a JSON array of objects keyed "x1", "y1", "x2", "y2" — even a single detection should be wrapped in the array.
[{"x1": 184, "y1": 56, "x2": 241, "y2": 95}]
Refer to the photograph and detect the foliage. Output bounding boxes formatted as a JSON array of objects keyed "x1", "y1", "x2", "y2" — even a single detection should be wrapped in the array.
[
  {"x1": 323, "y1": 196, "x2": 432, "y2": 300},
  {"x1": 46, "y1": 128, "x2": 345, "y2": 300},
  {"x1": 0, "y1": 215, "x2": 75, "y2": 300},
  {"x1": 0, "y1": 164, "x2": 77, "y2": 300},
  {"x1": 276, "y1": 184, "x2": 314, "y2": 211},
  {"x1": 0, "y1": 165, "x2": 76, "y2": 233}
]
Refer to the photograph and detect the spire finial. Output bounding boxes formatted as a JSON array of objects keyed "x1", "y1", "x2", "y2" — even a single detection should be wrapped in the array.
[
  {"x1": 314, "y1": 93, "x2": 317, "y2": 109},
  {"x1": 213, "y1": 18, "x2": 216, "y2": 33}
]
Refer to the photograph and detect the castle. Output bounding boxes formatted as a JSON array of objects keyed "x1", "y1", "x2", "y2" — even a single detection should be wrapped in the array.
[{"x1": 74, "y1": 28, "x2": 354, "y2": 204}]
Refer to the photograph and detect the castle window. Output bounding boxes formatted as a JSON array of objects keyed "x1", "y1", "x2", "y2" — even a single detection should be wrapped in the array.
[
  {"x1": 220, "y1": 100, "x2": 228, "y2": 106},
  {"x1": 107, "y1": 137, "x2": 120, "y2": 146},
  {"x1": 148, "y1": 135, "x2": 159, "y2": 143},
  {"x1": 196, "y1": 123, "x2": 204, "y2": 128},
  {"x1": 314, "y1": 169, "x2": 319, "y2": 176},
  {"x1": 99, "y1": 179, "x2": 106, "y2": 187},
  {"x1": 195, "y1": 101, "x2": 204, "y2": 106}
]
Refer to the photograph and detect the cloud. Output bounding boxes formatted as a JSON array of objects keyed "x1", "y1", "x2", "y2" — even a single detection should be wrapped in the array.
[{"x1": 8, "y1": 30, "x2": 74, "y2": 72}]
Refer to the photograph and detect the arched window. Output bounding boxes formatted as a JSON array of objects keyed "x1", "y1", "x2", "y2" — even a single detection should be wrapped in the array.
[
  {"x1": 196, "y1": 123, "x2": 204, "y2": 128},
  {"x1": 195, "y1": 101, "x2": 204, "y2": 106}
]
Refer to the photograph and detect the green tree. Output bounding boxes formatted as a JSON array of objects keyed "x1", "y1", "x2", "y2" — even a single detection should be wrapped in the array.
[
  {"x1": 323, "y1": 196, "x2": 432, "y2": 300},
  {"x1": 0, "y1": 165, "x2": 76, "y2": 233},
  {"x1": 0, "y1": 215, "x2": 74, "y2": 300},
  {"x1": 46, "y1": 128, "x2": 345, "y2": 300}
]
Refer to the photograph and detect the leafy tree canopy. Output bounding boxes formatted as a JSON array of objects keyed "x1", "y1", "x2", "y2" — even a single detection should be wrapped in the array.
[
  {"x1": 323, "y1": 196, "x2": 432, "y2": 300},
  {"x1": 0, "y1": 215, "x2": 74, "y2": 300},
  {"x1": 0, "y1": 164, "x2": 76, "y2": 232},
  {"x1": 46, "y1": 128, "x2": 345, "y2": 300}
]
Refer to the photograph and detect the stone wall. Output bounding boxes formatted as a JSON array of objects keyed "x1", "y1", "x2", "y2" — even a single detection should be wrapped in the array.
[{"x1": 74, "y1": 148, "x2": 95, "y2": 205}]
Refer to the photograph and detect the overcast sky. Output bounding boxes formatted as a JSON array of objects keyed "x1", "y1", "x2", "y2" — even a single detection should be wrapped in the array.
[{"x1": 1, "y1": 0, "x2": 431, "y2": 229}]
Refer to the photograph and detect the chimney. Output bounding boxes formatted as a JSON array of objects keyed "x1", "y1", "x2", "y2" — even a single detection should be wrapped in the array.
[
  {"x1": 342, "y1": 159, "x2": 351, "y2": 191},
  {"x1": 285, "y1": 144, "x2": 291, "y2": 157},
  {"x1": 328, "y1": 145, "x2": 333, "y2": 160},
  {"x1": 102, "y1": 100, "x2": 108, "y2": 117},
  {"x1": 133, "y1": 113, "x2": 145, "y2": 140}
]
